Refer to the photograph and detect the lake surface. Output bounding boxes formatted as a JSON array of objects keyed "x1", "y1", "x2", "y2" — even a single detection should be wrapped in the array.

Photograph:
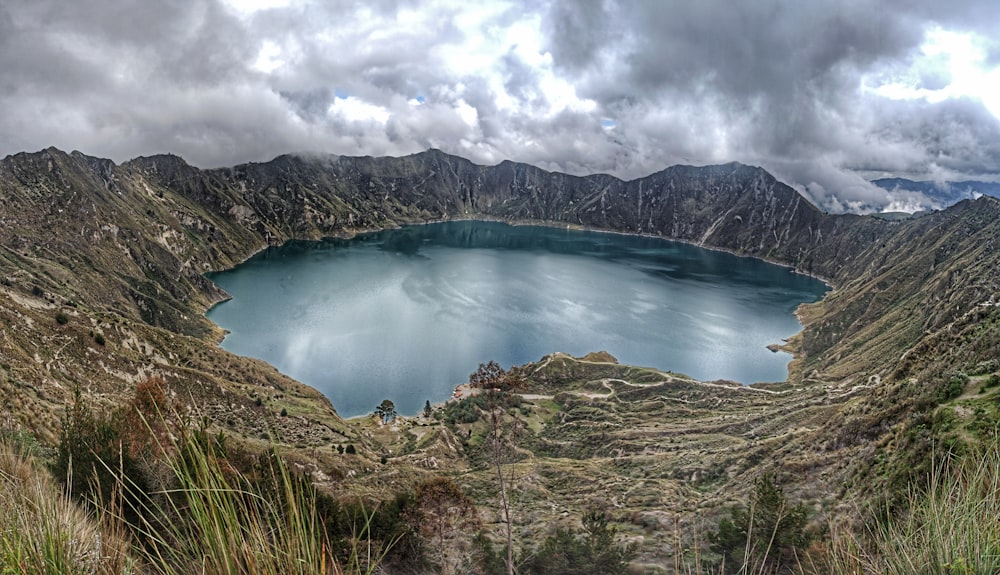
[{"x1": 206, "y1": 221, "x2": 828, "y2": 417}]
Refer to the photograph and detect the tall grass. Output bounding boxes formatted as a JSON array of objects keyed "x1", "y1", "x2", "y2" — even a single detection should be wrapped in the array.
[
  {"x1": 115, "y1": 425, "x2": 391, "y2": 575},
  {"x1": 0, "y1": 432, "x2": 134, "y2": 575},
  {"x1": 822, "y1": 442, "x2": 1000, "y2": 575},
  {"x1": 1, "y1": 417, "x2": 389, "y2": 575}
]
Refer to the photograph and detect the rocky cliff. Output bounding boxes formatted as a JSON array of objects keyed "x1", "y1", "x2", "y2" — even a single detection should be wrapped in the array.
[{"x1": 1, "y1": 146, "x2": 998, "y2": 527}]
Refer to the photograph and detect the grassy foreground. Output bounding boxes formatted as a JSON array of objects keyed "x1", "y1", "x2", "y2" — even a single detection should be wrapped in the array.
[
  {"x1": 0, "y1": 425, "x2": 386, "y2": 575},
  {"x1": 2, "y1": 420, "x2": 997, "y2": 574},
  {"x1": 819, "y1": 443, "x2": 1000, "y2": 575}
]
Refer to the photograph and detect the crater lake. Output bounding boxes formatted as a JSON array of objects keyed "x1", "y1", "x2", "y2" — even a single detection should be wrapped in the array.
[{"x1": 206, "y1": 221, "x2": 829, "y2": 417}]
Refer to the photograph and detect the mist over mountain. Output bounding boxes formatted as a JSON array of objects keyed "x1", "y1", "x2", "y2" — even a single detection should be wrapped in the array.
[
  {"x1": 1, "y1": 145, "x2": 998, "y2": 567},
  {"x1": 871, "y1": 177, "x2": 1000, "y2": 212}
]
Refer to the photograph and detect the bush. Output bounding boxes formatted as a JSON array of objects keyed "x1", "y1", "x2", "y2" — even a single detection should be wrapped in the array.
[
  {"x1": 94, "y1": 332, "x2": 106, "y2": 346},
  {"x1": 936, "y1": 373, "x2": 968, "y2": 403},
  {"x1": 969, "y1": 359, "x2": 999, "y2": 376},
  {"x1": 52, "y1": 387, "x2": 158, "y2": 534},
  {"x1": 521, "y1": 510, "x2": 637, "y2": 575},
  {"x1": 318, "y1": 489, "x2": 426, "y2": 572},
  {"x1": 709, "y1": 474, "x2": 813, "y2": 574},
  {"x1": 55, "y1": 311, "x2": 68, "y2": 325},
  {"x1": 441, "y1": 392, "x2": 524, "y2": 426},
  {"x1": 442, "y1": 398, "x2": 482, "y2": 424}
]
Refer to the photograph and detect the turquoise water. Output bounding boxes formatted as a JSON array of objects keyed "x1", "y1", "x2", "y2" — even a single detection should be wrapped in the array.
[{"x1": 206, "y1": 221, "x2": 828, "y2": 417}]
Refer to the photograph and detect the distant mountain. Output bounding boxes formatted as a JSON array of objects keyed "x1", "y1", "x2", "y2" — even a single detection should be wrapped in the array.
[
  {"x1": 872, "y1": 177, "x2": 1000, "y2": 209},
  {"x1": 2, "y1": 146, "x2": 997, "y2": 415},
  {"x1": 1, "y1": 147, "x2": 998, "y2": 560}
]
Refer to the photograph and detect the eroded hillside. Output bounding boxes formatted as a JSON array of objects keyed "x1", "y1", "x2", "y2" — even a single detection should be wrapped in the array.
[{"x1": 1, "y1": 147, "x2": 998, "y2": 564}]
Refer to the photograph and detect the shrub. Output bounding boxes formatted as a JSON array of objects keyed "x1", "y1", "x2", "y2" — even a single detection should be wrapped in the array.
[
  {"x1": 53, "y1": 389, "x2": 146, "y2": 510},
  {"x1": 317, "y1": 489, "x2": 425, "y2": 572},
  {"x1": 442, "y1": 398, "x2": 482, "y2": 424},
  {"x1": 94, "y1": 333, "x2": 106, "y2": 346},
  {"x1": 409, "y1": 477, "x2": 480, "y2": 571},
  {"x1": 969, "y1": 359, "x2": 1000, "y2": 376},
  {"x1": 709, "y1": 474, "x2": 813, "y2": 574},
  {"x1": 521, "y1": 510, "x2": 637, "y2": 575},
  {"x1": 441, "y1": 391, "x2": 524, "y2": 426},
  {"x1": 55, "y1": 311, "x2": 68, "y2": 325},
  {"x1": 935, "y1": 372, "x2": 968, "y2": 403}
]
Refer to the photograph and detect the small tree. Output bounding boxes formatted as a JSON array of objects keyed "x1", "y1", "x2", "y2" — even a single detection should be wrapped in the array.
[
  {"x1": 469, "y1": 361, "x2": 525, "y2": 575},
  {"x1": 709, "y1": 473, "x2": 812, "y2": 574},
  {"x1": 375, "y1": 399, "x2": 397, "y2": 424},
  {"x1": 410, "y1": 476, "x2": 480, "y2": 574},
  {"x1": 424, "y1": 399, "x2": 433, "y2": 418},
  {"x1": 53, "y1": 382, "x2": 164, "y2": 528},
  {"x1": 523, "y1": 510, "x2": 637, "y2": 575},
  {"x1": 54, "y1": 388, "x2": 120, "y2": 503}
]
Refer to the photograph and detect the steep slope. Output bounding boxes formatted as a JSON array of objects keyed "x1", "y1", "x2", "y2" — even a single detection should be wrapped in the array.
[
  {"x1": 1, "y1": 146, "x2": 998, "y2": 540},
  {"x1": 0, "y1": 148, "x2": 350, "y2": 447}
]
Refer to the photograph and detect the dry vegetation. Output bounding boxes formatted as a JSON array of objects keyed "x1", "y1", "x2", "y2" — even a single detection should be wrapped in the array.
[{"x1": 2, "y1": 148, "x2": 999, "y2": 571}]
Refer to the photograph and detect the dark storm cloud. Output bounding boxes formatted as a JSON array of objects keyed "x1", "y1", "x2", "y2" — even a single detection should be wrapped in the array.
[
  {"x1": 872, "y1": 98, "x2": 1000, "y2": 174},
  {"x1": 544, "y1": 0, "x2": 617, "y2": 72},
  {"x1": 1, "y1": 0, "x2": 999, "y2": 212},
  {"x1": 539, "y1": 0, "x2": 1000, "y2": 211},
  {"x1": 0, "y1": 0, "x2": 261, "y2": 164}
]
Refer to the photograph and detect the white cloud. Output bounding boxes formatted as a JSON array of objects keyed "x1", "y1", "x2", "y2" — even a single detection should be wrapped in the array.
[
  {"x1": 865, "y1": 27, "x2": 1000, "y2": 118},
  {"x1": 221, "y1": 0, "x2": 294, "y2": 18},
  {"x1": 253, "y1": 40, "x2": 285, "y2": 73},
  {"x1": 328, "y1": 96, "x2": 391, "y2": 125},
  {"x1": 2, "y1": 0, "x2": 1000, "y2": 212}
]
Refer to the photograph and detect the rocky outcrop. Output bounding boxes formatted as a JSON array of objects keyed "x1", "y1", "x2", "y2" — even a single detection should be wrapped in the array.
[
  {"x1": 2, "y1": 147, "x2": 998, "y2": 468},
  {"x1": 5, "y1": 147, "x2": 998, "y2": 382},
  {"x1": 2, "y1": 145, "x2": 999, "y2": 561}
]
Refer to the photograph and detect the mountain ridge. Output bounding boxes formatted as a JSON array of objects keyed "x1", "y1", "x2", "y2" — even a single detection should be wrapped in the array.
[
  {"x1": 872, "y1": 176, "x2": 1000, "y2": 209},
  {"x1": 2, "y1": 145, "x2": 998, "y2": 564},
  {"x1": 4, "y1": 146, "x2": 997, "y2": 393}
]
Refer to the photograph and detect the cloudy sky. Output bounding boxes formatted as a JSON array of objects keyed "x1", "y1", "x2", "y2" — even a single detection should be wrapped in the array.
[{"x1": 2, "y1": 0, "x2": 999, "y2": 212}]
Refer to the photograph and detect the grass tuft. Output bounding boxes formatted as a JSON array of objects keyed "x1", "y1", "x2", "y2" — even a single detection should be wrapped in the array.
[
  {"x1": 821, "y1": 440, "x2": 1000, "y2": 575},
  {"x1": 0, "y1": 431, "x2": 134, "y2": 575},
  {"x1": 113, "y1": 419, "x2": 390, "y2": 575}
]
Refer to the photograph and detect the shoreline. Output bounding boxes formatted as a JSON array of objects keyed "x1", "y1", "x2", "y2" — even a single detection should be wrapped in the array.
[
  {"x1": 397, "y1": 215, "x2": 837, "y2": 288},
  {"x1": 198, "y1": 214, "x2": 835, "y2": 418}
]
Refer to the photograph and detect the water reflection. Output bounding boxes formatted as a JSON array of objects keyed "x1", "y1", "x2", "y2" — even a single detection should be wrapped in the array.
[{"x1": 206, "y1": 221, "x2": 828, "y2": 417}]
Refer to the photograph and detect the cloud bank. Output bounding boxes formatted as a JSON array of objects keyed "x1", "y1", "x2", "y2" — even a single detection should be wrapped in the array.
[{"x1": 2, "y1": 0, "x2": 999, "y2": 212}]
